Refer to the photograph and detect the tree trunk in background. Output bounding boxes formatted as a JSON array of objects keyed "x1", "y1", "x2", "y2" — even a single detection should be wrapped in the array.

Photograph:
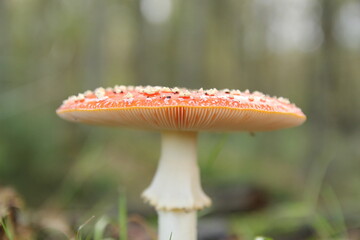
[
  {"x1": 83, "y1": 0, "x2": 107, "y2": 89},
  {"x1": 304, "y1": 0, "x2": 338, "y2": 175},
  {"x1": 0, "y1": 0, "x2": 9, "y2": 91},
  {"x1": 173, "y1": 0, "x2": 208, "y2": 88}
]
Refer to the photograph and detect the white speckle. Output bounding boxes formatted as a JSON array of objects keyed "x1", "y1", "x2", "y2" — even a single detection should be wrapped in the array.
[
  {"x1": 77, "y1": 93, "x2": 85, "y2": 100},
  {"x1": 222, "y1": 88, "x2": 230, "y2": 93},
  {"x1": 205, "y1": 88, "x2": 218, "y2": 96},
  {"x1": 124, "y1": 92, "x2": 134, "y2": 99},
  {"x1": 144, "y1": 86, "x2": 158, "y2": 94},
  {"x1": 200, "y1": 95, "x2": 208, "y2": 100},
  {"x1": 84, "y1": 90, "x2": 93, "y2": 96},
  {"x1": 244, "y1": 89, "x2": 250, "y2": 94},
  {"x1": 95, "y1": 87, "x2": 106, "y2": 99},
  {"x1": 179, "y1": 90, "x2": 191, "y2": 97},
  {"x1": 230, "y1": 90, "x2": 241, "y2": 95},
  {"x1": 106, "y1": 87, "x2": 113, "y2": 92},
  {"x1": 115, "y1": 85, "x2": 126, "y2": 93},
  {"x1": 161, "y1": 87, "x2": 171, "y2": 92},
  {"x1": 68, "y1": 95, "x2": 77, "y2": 101},
  {"x1": 172, "y1": 87, "x2": 180, "y2": 93},
  {"x1": 253, "y1": 91, "x2": 264, "y2": 96},
  {"x1": 124, "y1": 98, "x2": 134, "y2": 104},
  {"x1": 114, "y1": 85, "x2": 127, "y2": 92},
  {"x1": 135, "y1": 86, "x2": 144, "y2": 91},
  {"x1": 63, "y1": 95, "x2": 77, "y2": 104},
  {"x1": 114, "y1": 88, "x2": 123, "y2": 94},
  {"x1": 278, "y1": 97, "x2": 290, "y2": 104}
]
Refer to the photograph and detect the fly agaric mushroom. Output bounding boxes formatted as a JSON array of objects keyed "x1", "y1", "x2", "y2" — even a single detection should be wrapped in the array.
[{"x1": 56, "y1": 86, "x2": 306, "y2": 240}]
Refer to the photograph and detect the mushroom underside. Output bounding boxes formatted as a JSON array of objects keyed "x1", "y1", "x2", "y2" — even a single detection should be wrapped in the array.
[{"x1": 58, "y1": 107, "x2": 304, "y2": 132}]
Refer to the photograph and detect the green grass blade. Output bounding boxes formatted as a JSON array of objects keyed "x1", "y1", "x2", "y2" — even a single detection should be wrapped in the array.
[
  {"x1": 323, "y1": 186, "x2": 348, "y2": 239},
  {"x1": 94, "y1": 217, "x2": 110, "y2": 240},
  {"x1": 304, "y1": 156, "x2": 333, "y2": 211},
  {"x1": 313, "y1": 213, "x2": 335, "y2": 239},
  {"x1": 84, "y1": 233, "x2": 93, "y2": 240},
  {"x1": 0, "y1": 218, "x2": 14, "y2": 240},
  {"x1": 76, "y1": 215, "x2": 95, "y2": 240},
  {"x1": 119, "y1": 190, "x2": 128, "y2": 240}
]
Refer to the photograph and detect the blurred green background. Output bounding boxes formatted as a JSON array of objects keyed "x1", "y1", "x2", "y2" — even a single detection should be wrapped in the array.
[{"x1": 0, "y1": 0, "x2": 360, "y2": 239}]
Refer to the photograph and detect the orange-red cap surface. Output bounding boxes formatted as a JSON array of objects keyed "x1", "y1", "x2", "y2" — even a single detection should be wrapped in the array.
[{"x1": 56, "y1": 86, "x2": 306, "y2": 132}]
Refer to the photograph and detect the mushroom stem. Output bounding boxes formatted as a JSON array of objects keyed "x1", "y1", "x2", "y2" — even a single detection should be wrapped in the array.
[
  {"x1": 142, "y1": 131, "x2": 211, "y2": 240},
  {"x1": 158, "y1": 210, "x2": 196, "y2": 240}
]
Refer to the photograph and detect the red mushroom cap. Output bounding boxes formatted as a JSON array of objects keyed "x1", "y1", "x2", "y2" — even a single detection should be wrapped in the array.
[{"x1": 56, "y1": 86, "x2": 306, "y2": 131}]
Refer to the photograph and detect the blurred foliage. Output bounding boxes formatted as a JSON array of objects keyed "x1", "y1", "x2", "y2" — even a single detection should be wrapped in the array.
[{"x1": 0, "y1": 0, "x2": 360, "y2": 238}]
